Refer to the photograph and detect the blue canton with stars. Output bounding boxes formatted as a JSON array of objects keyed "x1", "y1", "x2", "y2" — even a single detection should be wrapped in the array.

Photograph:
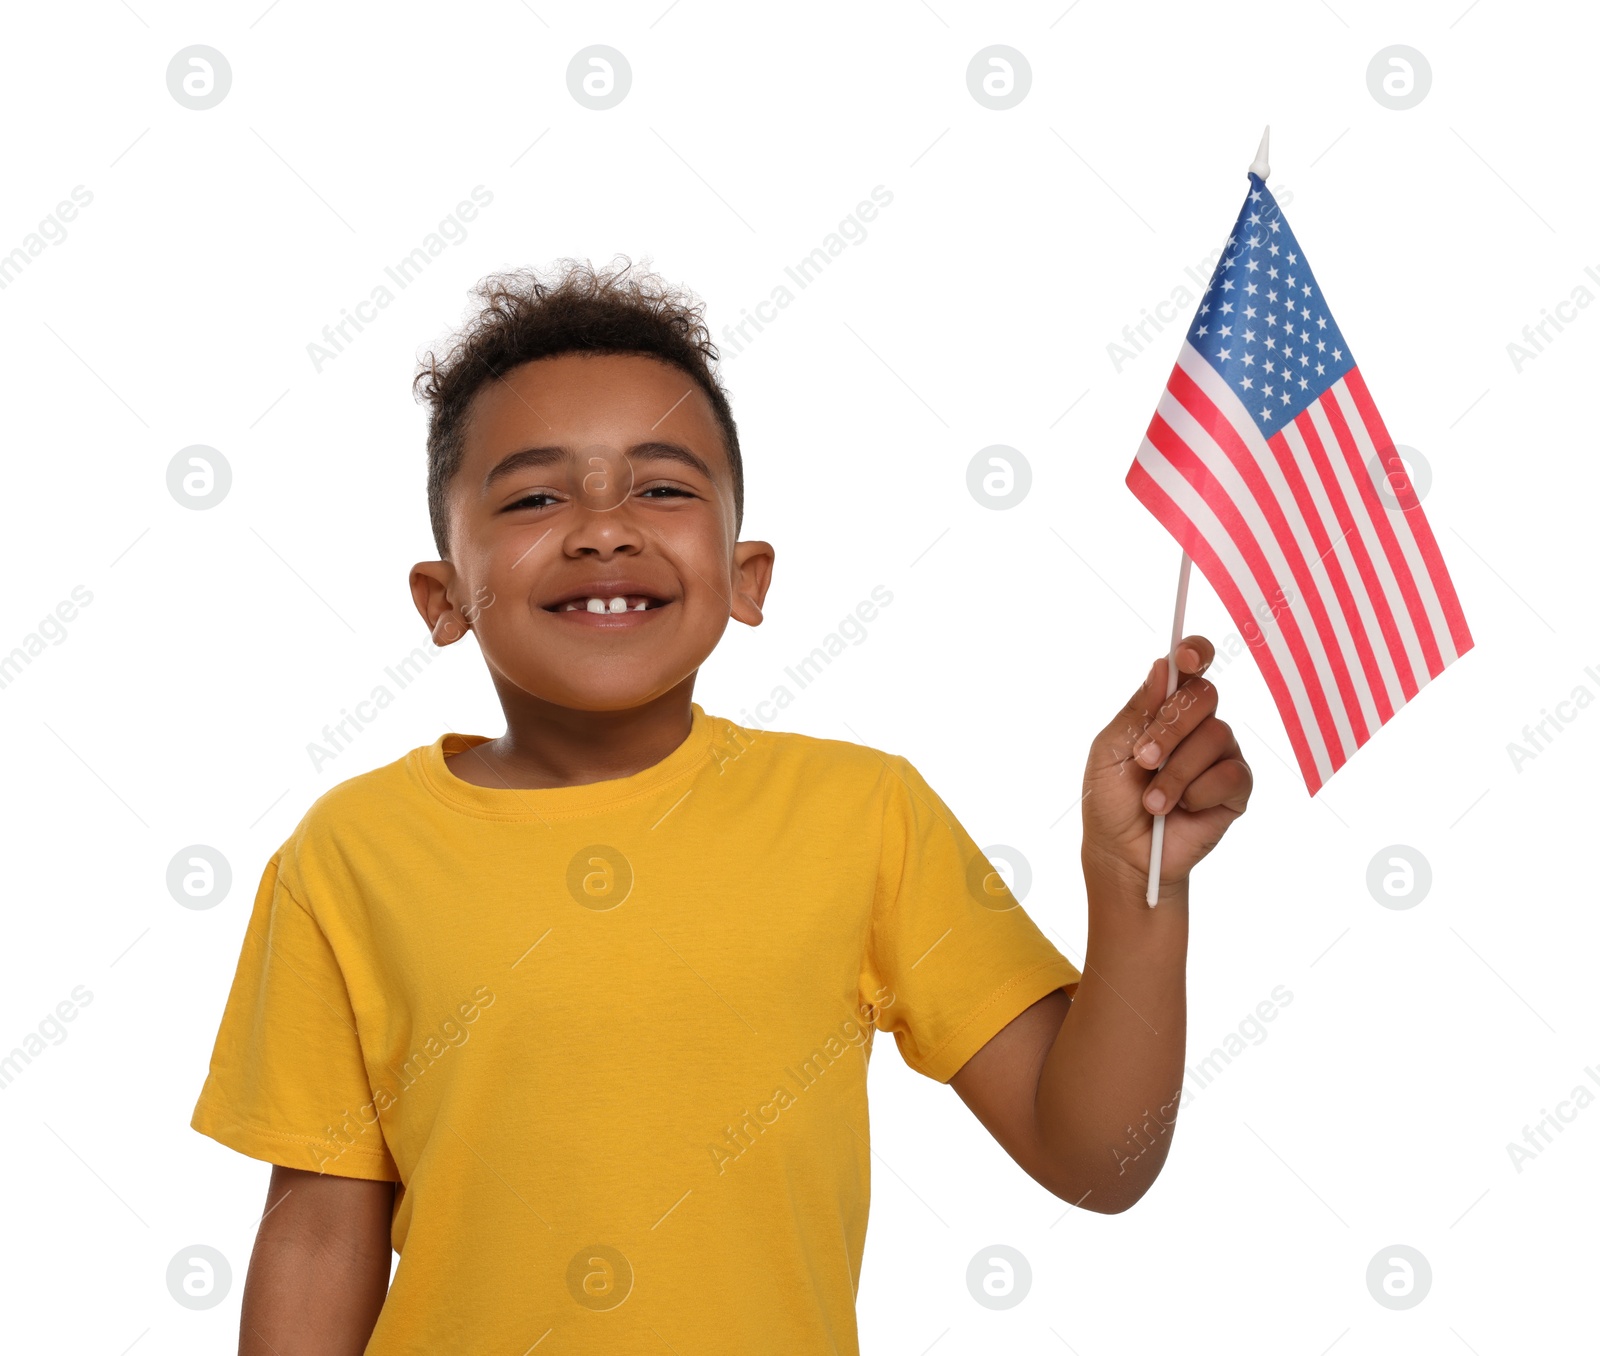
[{"x1": 1189, "y1": 174, "x2": 1354, "y2": 431}]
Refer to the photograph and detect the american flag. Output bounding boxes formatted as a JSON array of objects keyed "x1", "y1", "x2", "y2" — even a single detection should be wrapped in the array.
[{"x1": 1126, "y1": 172, "x2": 1473, "y2": 795}]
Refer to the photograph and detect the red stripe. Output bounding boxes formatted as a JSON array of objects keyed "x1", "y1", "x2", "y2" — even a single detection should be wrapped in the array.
[
  {"x1": 1343, "y1": 367, "x2": 1475, "y2": 660},
  {"x1": 1147, "y1": 409, "x2": 1348, "y2": 779},
  {"x1": 1167, "y1": 366, "x2": 1369, "y2": 748},
  {"x1": 1267, "y1": 423, "x2": 1394, "y2": 729},
  {"x1": 1128, "y1": 457, "x2": 1325, "y2": 794},
  {"x1": 1294, "y1": 406, "x2": 1419, "y2": 703},
  {"x1": 1320, "y1": 386, "x2": 1445, "y2": 680}
]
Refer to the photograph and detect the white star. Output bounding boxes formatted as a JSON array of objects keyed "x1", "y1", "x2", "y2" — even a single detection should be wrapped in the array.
[
  {"x1": 1221, "y1": 279, "x2": 1235, "y2": 292},
  {"x1": 1301, "y1": 306, "x2": 1311, "y2": 320},
  {"x1": 1302, "y1": 283, "x2": 1312, "y2": 296},
  {"x1": 1269, "y1": 220, "x2": 1281, "y2": 233},
  {"x1": 1195, "y1": 324, "x2": 1209, "y2": 337},
  {"x1": 1333, "y1": 347, "x2": 1343, "y2": 360},
  {"x1": 1316, "y1": 338, "x2": 1325, "y2": 352},
  {"x1": 1243, "y1": 328, "x2": 1256, "y2": 343},
  {"x1": 1246, "y1": 258, "x2": 1260, "y2": 272},
  {"x1": 1269, "y1": 242, "x2": 1280, "y2": 256},
  {"x1": 1248, "y1": 212, "x2": 1261, "y2": 226},
  {"x1": 1285, "y1": 275, "x2": 1295, "y2": 289},
  {"x1": 1282, "y1": 348, "x2": 1294, "y2": 363},
  {"x1": 1221, "y1": 301, "x2": 1234, "y2": 314},
  {"x1": 1263, "y1": 383, "x2": 1274, "y2": 397},
  {"x1": 1266, "y1": 313, "x2": 1278, "y2": 328},
  {"x1": 1281, "y1": 390, "x2": 1291, "y2": 404},
  {"x1": 1298, "y1": 377, "x2": 1309, "y2": 390},
  {"x1": 1245, "y1": 281, "x2": 1259, "y2": 295},
  {"x1": 1267, "y1": 265, "x2": 1279, "y2": 280},
  {"x1": 1264, "y1": 359, "x2": 1276, "y2": 374},
  {"x1": 1244, "y1": 305, "x2": 1258, "y2": 318},
  {"x1": 1288, "y1": 251, "x2": 1298, "y2": 264},
  {"x1": 1248, "y1": 234, "x2": 1262, "y2": 248},
  {"x1": 1219, "y1": 324, "x2": 1233, "y2": 337},
  {"x1": 1267, "y1": 289, "x2": 1279, "y2": 304},
  {"x1": 1261, "y1": 406, "x2": 1274, "y2": 420},
  {"x1": 1316, "y1": 315, "x2": 1327, "y2": 329},
  {"x1": 1242, "y1": 351, "x2": 1255, "y2": 366},
  {"x1": 1299, "y1": 328, "x2": 1311, "y2": 343},
  {"x1": 1217, "y1": 347, "x2": 1231, "y2": 361},
  {"x1": 1250, "y1": 189, "x2": 1263, "y2": 203},
  {"x1": 1199, "y1": 302, "x2": 1211, "y2": 315},
  {"x1": 1315, "y1": 362, "x2": 1326, "y2": 376},
  {"x1": 1240, "y1": 375, "x2": 1254, "y2": 390},
  {"x1": 1299, "y1": 353, "x2": 1310, "y2": 367}
]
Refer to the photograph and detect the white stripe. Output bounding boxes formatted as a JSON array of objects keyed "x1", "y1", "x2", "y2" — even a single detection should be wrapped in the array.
[
  {"x1": 1304, "y1": 397, "x2": 1431, "y2": 692},
  {"x1": 1175, "y1": 344, "x2": 1380, "y2": 750},
  {"x1": 1278, "y1": 418, "x2": 1406, "y2": 722},
  {"x1": 1160, "y1": 347, "x2": 1357, "y2": 760},
  {"x1": 1329, "y1": 380, "x2": 1461, "y2": 670},
  {"x1": 1132, "y1": 435, "x2": 1335, "y2": 789}
]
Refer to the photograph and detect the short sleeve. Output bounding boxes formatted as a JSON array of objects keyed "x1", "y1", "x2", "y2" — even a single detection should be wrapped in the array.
[
  {"x1": 190, "y1": 851, "x2": 400, "y2": 1181},
  {"x1": 859, "y1": 756, "x2": 1083, "y2": 1084}
]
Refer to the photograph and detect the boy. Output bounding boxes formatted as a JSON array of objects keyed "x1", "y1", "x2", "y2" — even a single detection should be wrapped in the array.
[{"x1": 191, "y1": 258, "x2": 1252, "y2": 1354}]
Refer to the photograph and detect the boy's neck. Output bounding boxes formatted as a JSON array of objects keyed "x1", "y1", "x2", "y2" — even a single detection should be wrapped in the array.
[{"x1": 443, "y1": 680, "x2": 699, "y2": 791}]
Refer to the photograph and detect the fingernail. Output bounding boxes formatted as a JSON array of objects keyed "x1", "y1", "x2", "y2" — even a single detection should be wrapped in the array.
[
  {"x1": 1135, "y1": 740, "x2": 1161, "y2": 767},
  {"x1": 1145, "y1": 788, "x2": 1166, "y2": 813}
]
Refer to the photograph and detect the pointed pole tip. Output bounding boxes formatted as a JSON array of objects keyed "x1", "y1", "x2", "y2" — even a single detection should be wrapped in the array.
[{"x1": 1249, "y1": 125, "x2": 1271, "y2": 180}]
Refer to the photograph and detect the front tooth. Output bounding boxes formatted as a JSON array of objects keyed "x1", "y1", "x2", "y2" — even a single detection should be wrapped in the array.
[
  {"x1": 607, "y1": 596, "x2": 627, "y2": 613},
  {"x1": 586, "y1": 598, "x2": 606, "y2": 613},
  {"x1": 631, "y1": 601, "x2": 647, "y2": 611}
]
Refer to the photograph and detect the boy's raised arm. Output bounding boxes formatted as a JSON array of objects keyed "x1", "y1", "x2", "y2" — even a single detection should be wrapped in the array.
[
  {"x1": 952, "y1": 635, "x2": 1251, "y2": 1214},
  {"x1": 239, "y1": 1165, "x2": 395, "y2": 1355}
]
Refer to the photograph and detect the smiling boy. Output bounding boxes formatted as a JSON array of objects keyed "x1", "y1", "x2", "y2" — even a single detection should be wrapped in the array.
[{"x1": 191, "y1": 259, "x2": 1252, "y2": 1355}]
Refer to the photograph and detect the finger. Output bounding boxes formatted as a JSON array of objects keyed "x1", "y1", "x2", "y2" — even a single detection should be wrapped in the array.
[
  {"x1": 1172, "y1": 753, "x2": 1253, "y2": 815},
  {"x1": 1172, "y1": 633, "x2": 1215, "y2": 678},
  {"x1": 1141, "y1": 717, "x2": 1233, "y2": 814},
  {"x1": 1131, "y1": 673, "x2": 1219, "y2": 770}
]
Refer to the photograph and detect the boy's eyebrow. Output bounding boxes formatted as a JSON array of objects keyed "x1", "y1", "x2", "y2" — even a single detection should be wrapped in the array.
[{"x1": 482, "y1": 440, "x2": 715, "y2": 491}]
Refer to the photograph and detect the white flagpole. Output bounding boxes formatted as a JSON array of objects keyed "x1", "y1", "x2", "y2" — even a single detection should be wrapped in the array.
[
  {"x1": 1144, "y1": 552, "x2": 1192, "y2": 906},
  {"x1": 1144, "y1": 124, "x2": 1270, "y2": 909}
]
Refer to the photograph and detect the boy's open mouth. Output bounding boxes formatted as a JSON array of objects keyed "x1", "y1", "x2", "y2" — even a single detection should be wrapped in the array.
[{"x1": 540, "y1": 583, "x2": 673, "y2": 615}]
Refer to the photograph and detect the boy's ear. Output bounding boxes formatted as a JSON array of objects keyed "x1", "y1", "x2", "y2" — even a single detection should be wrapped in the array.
[
  {"x1": 730, "y1": 540, "x2": 775, "y2": 627},
  {"x1": 410, "y1": 561, "x2": 472, "y2": 645}
]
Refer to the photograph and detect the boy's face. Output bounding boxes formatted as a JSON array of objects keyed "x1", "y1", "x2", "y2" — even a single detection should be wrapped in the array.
[{"x1": 410, "y1": 352, "x2": 773, "y2": 713}]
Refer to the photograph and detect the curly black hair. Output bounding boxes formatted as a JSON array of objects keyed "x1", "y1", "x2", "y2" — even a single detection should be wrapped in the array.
[{"x1": 414, "y1": 256, "x2": 742, "y2": 559}]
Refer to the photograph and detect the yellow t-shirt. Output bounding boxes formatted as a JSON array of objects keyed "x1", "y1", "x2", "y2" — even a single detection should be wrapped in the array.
[{"x1": 191, "y1": 703, "x2": 1082, "y2": 1354}]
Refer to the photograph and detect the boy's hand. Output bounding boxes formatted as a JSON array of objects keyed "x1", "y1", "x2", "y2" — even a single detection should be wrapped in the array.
[{"x1": 1080, "y1": 634, "x2": 1253, "y2": 899}]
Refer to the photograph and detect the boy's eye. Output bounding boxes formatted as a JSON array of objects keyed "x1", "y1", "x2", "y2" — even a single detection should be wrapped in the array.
[
  {"x1": 640, "y1": 485, "x2": 693, "y2": 499},
  {"x1": 504, "y1": 492, "x2": 559, "y2": 511}
]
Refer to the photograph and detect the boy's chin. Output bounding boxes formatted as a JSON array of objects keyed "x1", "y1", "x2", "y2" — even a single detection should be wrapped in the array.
[{"x1": 525, "y1": 672, "x2": 699, "y2": 715}]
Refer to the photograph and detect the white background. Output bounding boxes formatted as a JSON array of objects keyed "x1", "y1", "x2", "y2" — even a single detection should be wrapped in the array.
[{"x1": 0, "y1": 1, "x2": 1593, "y2": 1351}]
